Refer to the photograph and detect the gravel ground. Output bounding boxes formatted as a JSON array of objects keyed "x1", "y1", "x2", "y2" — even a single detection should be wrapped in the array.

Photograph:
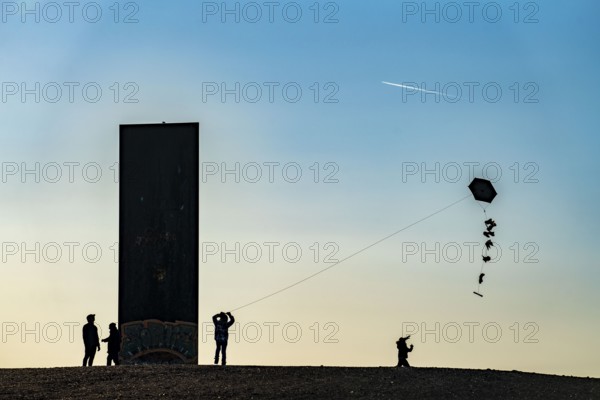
[{"x1": 0, "y1": 365, "x2": 598, "y2": 399}]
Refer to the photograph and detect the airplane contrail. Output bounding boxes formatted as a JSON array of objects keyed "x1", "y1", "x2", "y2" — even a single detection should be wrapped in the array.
[{"x1": 382, "y1": 81, "x2": 458, "y2": 100}]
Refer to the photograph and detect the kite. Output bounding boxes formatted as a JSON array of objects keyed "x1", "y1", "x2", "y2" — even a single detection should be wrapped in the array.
[{"x1": 468, "y1": 178, "x2": 498, "y2": 298}]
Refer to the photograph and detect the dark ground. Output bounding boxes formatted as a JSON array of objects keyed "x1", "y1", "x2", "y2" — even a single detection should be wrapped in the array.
[{"x1": 0, "y1": 365, "x2": 598, "y2": 399}]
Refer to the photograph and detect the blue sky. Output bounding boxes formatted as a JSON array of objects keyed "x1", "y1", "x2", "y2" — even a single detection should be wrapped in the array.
[{"x1": 0, "y1": 1, "x2": 599, "y2": 377}]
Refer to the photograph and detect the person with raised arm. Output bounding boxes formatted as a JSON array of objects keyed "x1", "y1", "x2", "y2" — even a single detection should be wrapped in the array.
[{"x1": 213, "y1": 311, "x2": 235, "y2": 366}]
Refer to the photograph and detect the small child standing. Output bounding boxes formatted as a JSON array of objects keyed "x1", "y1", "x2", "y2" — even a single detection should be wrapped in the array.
[{"x1": 101, "y1": 323, "x2": 121, "y2": 366}]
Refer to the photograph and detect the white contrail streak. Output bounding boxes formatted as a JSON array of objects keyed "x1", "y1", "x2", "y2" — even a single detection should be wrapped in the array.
[{"x1": 382, "y1": 81, "x2": 458, "y2": 100}]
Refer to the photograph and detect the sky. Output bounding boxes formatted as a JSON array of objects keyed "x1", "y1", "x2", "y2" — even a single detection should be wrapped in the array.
[{"x1": 0, "y1": 0, "x2": 599, "y2": 377}]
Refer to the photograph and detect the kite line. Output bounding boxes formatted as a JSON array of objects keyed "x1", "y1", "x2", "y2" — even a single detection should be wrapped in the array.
[{"x1": 231, "y1": 194, "x2": 472, "y2": 312}]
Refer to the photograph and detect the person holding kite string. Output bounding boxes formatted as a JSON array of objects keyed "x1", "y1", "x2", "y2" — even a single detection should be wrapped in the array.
[
  {"x1": 396, "y1": 335, "x2": 414, "y2": 368},
  {"x1": 213, "y1": 311, "x2": 235, "y2": 366}
]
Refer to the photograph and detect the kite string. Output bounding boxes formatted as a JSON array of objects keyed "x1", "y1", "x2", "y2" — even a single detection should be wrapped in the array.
[
  {"x1": 478, "y1": 201, "x2": 488, "y2": 214},
  {"x1": 231, "y1": 194, "x2": 472, "y2": 312}
]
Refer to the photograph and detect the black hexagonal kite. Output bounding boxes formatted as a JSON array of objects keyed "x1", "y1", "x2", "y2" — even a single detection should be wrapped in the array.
[{"x1": 468, "y1": 178, "x2": 497, "y2": 204}]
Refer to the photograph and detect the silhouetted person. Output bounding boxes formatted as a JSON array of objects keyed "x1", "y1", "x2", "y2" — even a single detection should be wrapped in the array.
[
  {"x1": 82, "y1": 314, "x2": 100, "y2": 366},
  {"x1": 479, "y1": 273, "x2": 485, "y2": 284},
  {"x1": 482, "y1": 255, "x2": 491, "y2": 263},
  {"x1": 213, "y1": 312, "x2": 235, "y2": 366},
  {"x1": 101, "y1": 323, "x2": 121, "y2": 366},
  {"x1": 396, "y1": 335, "x2": 414, "y2": 368}
]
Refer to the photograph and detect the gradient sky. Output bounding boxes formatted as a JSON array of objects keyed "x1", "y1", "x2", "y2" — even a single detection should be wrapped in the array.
[{"x1": 1, "y1": 0, "x2": 599, "y2": 377}]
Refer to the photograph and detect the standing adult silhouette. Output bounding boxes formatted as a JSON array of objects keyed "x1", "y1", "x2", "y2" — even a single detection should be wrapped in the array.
[
  {"x1": 396, "y1": 335, "x2": 414, "y2": 368},
  {"x1": 213, "y1": 312, "x2": 235, "y2": 366},
  {"x1": 82, "y1": 314, "x2": 100, "y2": 366}
]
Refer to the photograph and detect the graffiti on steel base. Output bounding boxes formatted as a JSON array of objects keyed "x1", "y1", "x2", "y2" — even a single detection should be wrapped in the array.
[{"x1": 120, "y1": 319, "x2": 198, "y2": 364}]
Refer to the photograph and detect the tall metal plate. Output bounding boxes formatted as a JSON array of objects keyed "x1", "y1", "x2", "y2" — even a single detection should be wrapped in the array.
[{"x1": 119, "y1": 123, "x2": 199, "y2": 363}]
